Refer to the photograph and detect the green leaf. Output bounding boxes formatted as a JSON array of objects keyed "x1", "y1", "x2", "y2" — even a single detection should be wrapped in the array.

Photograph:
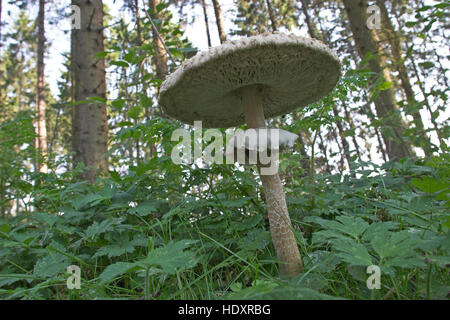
[
  {"x1": 0, "y1": 224, "x2": 11, "y2": 234},
  {"x1": 84, "y1": 218, "x2": 123, "y2": 240},
  {"x1": 33, "y1": 212, "x2": 59, "y2": 227},
  {"x1": 111, "y1": 99, "x2": 126, "y2": 110},
  {"x1": 98, "y1": 262, "x2": 138, "y2": 284},
  {"x1": 334, "y1": 240, "x2": 373, "y2": 266},
  {"x1": 139, "y1": 240, "x2": 199, "y2": 274},
  {"x1": 93, "y1": 235, "x2": 136, "y2": 258},
  {"x1": 418, "y1": 62, "x2": 434, "y2": 69},
  {"x1": 128, "y1": 106, "x2": 141, "y2": 120},
  {"x1": 128, "y1": 200, "x2": 159, "y2": 217},
  {"x1": 110, "y1": 60, "x2": 129, "y2": 68},
  {"x1": 377, "y1": 81, "x2": 393, "y2": 91},
  {"x1": 239, "y1": 229, "x2": 270, "y2": 251},
  {"x1": 94, "y1": 51, "x2": 109, "y2": 59}
]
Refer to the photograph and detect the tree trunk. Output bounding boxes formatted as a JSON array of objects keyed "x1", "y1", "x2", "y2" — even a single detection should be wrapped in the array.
[
  {"x1": 265, "y1": 0, "x2": 277, "y2": 32},
  {"x1": 36, "y1": 0, "x2": 48, "y2": 173},
  {"x1": 332, "y1": 106, "x2": 352, "y2": 171},
  {"x1": 212, "y1": 0, "x2": 227, "y2": 43},
  {"x1": 200, "y1": 0, "x2": 212, "y2": 47},
  {"x1": 343, "y1": 0, "x2": 413, "y2": 161},
  {"x1": 0, "y1": 0, "x2": 3, "y2": 54},
  {"x1": 299, "y1": 0, "x2": 317, "y2": 39},
  {"x1": 71, "y1": 0, "x2": 108, "y2": 182},
  {"x1": 376, "y1": 0, "x2": 431, "y2": 157},
  {"x1": 149, "y1": 0, "x2": 168, "y2": 82}
]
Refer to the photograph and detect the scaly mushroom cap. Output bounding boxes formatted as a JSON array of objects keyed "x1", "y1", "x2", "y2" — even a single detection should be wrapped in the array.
[{"x1": 159, "y1": 32, "x2": 341, "y2": 128}]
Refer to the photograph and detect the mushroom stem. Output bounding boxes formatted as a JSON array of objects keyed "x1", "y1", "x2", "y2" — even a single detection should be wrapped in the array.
[{"x1": 242, "y1": 85, "x2": 303, "y2": 276}]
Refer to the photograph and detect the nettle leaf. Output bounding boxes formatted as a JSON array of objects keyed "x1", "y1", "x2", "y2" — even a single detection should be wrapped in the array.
[
  {"x1": 33, "y1": 242, "x2": 71, "y2": 278},
  {"x1": 93, "y1": 234, "x2": 136, "y2": 258},
  {"x1": 221, "y1": 197, "x2": 251, "y2": 208},
  {"x1": 370, "y1": 230, "x2": 426, "y2": 269},
  {"x1": 33, "y1": 212, "x2": 59, "y2": 227},
  {"x1": 312, "y1": 229, "x2": 351, "y2": 245},
  {"x1": 362, "y1": 221, "x2": 399, "y2": 242},
  {"x1": 84, "y1": 218, "x2": 124, "y2": 240},
  {"x1": 71, "y1": 193, "x2": 110, "y2": 210},
  {"x1": 310, "y1": 216, "x2": 369, "y2": 240},
  {"x1": 128, "y1": 200, "x2": 159, "y2": 217},
  {"x1": 98, "y1": 262, "x2": 138, "y2": 284},
  {"x1": 305, "y1": 250, "x2": 340, "y2": 273},
  {"x1": 333, "y1": 239, "x2": 373, "y2": 267},
  {"x1": 230, "y1": 214, "x2": 262, "y2": 232},
  {"x1": 239, "y1": 228, "x2": 270, "y2": 251},
  {"x1": 139, "y1": 240, "x2": 199, "y2": 274}
]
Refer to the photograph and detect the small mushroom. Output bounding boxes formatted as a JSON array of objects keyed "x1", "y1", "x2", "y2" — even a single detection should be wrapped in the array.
[{"x1": 159, "y1": 32, "x2": 341, "y2": 276}]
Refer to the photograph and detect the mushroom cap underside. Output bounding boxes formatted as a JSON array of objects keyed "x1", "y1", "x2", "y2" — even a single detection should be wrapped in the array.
[{"x1": 159, "y1": 33, "x2": 341, "y2": 128}]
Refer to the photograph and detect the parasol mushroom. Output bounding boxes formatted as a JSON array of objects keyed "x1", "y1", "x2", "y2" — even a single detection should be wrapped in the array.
[{"x1": 159, "y1": 32, "x2": 341, "y2": 276}]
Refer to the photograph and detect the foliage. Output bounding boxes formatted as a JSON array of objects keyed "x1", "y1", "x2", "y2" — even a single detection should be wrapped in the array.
[{"x1": 0, "y1": 157, "x2": 448, "y2": 299}]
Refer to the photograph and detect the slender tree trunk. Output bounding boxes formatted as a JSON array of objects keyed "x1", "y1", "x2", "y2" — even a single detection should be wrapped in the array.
[
  {"x1": 343, "y1": 103, "x2": 361, "y2": 161},
  {"x1": 332, "y1": 106, "x2": 352, "y2": 170},
  {"x1": 0, "y1": 0, "x2": 3, "y2": 54},
  {"x1": 149, "y1": 0, "x2": 168, "y2": 82},
  {"x1": 391, "y1": 9, "x2": 443, "y2": 148},
  {"x1": 343, "y1": 0, "x2": 413, "y2": 161},
  {"x1": 318, "y1": 131, "x2": 331, "y2": 174},
  {"x1": 265, "y1": 0, "x2": 277, "y2": 32},
  {"x1": 300, "y1": 0, "x2": 354, "y2": 170},
  {"x1": 212, "y1": 0, "x2": 226, "y2": 43},
  {"x1": 376, "y1": 0, "x2": 431, "y2": 157},
  {"x1": 299, "y1": 0, "x2": 317, "y2": 38},
  {"x1": 36, "y1": 0, "x2": 48, "y2": 173},
  {"x1": 200, "y1": 0, "x2": 212, "y2": 47},
  {"x1": 71, "y1": 0, "x2": 108, "y2": 182}
]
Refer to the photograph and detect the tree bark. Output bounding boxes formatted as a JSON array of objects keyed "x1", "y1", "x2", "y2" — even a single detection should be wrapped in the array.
[
  {"x1": 376, "y1": 0, "x2": 432, "y2": 157},
  {"x1": 343, "y1": 0, "x2": 413, "y2": 161},
  {"x1": 332, "y1": 106, "x2": 352, "y2": 171},
  {"x1": 265, "y1": 0, "x2": 277, "y2": 32},
  {"x1": 149, "y1": 0, "x2": 168, "y2": 82},
  {"x1": 200, "y1": 0, "x2": 212, "y2": 47},
  {"x1": 36, "y1": 0, "x2": 48, "y2": 173},
  {"x1": 212, "y1": 0, "x2": 227, "y2": 43},
  {"x1": 71, "y1": 0, "x2": 108, "y2": 182},
  {"x1": 0, "y1": 0, "x2": 3, "y2": 54}
]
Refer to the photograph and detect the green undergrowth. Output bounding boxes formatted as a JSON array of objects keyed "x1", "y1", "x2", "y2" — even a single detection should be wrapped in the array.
[{"x1": 0, "y1": 157, "x2": 448, "y2": 300}]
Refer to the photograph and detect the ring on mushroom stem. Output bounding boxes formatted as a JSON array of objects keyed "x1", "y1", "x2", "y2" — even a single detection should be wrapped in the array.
[{"x1": 159, "y1": 32, "x2": 341, "y2": 276}]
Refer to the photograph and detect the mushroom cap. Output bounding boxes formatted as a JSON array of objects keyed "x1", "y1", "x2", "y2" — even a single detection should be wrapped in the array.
[{"x1": 159, "y1": 32, "x2": 341, "y2": 128}]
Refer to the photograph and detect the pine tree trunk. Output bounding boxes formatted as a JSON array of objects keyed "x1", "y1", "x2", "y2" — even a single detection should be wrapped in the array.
[
  {"x1": 343, "y1": 0, "x2": 413, "y2": 161},
  {"x1": 36, "y1": 0, "x2": 48, "y2": 173},
  {"x1": 71, "y1": 0, "x2": 108, "y2": 182},
  {"x1": 376, "y1": 0, "x2": 432, "y2": 157},
  {"x1": 149, "y1": 0, "x2": 168, "y2": 83},
  {"x1": 212, "y1": 0, "x2": 227, "y2": 43},
  {"x1": 300, "y1": 0, "x2": 317, "y2": 38},
  {"x1": 265, "y1": 0, "x2": 277, "y2": 32},
  {"x1": 332, "y1": 106, "x2": 352, "y2": 171},
  {"x1": 0, "y1": 0, "x2": 3, "y2": 54},
  {"x1": 201, "y1": 0, "x2": 212, "y2": 47}
]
